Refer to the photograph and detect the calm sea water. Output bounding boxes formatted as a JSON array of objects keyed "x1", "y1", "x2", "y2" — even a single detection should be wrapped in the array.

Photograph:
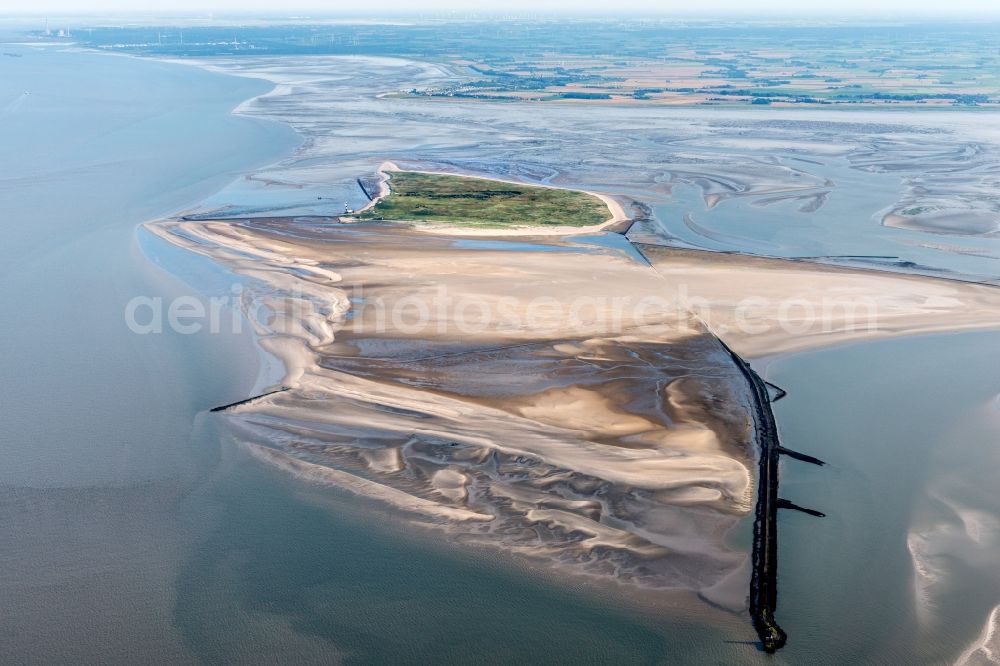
[
  {"x1": 764, "y1": 330, "x2": 1000, "y2": 664},
  {"x1": 2, "y1": 45, "x2": 999, "y2": 664},
  {"x1": 0, "y1": 46, "x2": 709, "y2": 664}
]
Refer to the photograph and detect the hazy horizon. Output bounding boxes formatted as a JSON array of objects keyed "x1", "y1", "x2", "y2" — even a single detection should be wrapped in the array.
[{"x1": 4, "y1": 1, "x2": 1000, "y2": 18}]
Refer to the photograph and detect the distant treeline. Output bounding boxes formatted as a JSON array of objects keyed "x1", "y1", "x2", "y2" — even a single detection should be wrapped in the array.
[{"x1": 704, "y1": 88, "x2": 992, "y2": 104}]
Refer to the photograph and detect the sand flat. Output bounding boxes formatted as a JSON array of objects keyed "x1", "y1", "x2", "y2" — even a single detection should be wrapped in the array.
[
  {"x1": 148, "y1": 217, "x2": 758, "y2": 594},
  {"x1": 147, "y1": 210, "x2": 1000, "y2": 595}
]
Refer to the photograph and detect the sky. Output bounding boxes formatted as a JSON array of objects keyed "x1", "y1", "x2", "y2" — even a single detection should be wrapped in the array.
[{"x1": 7, "y1": 0, "x2": 1000, "y2": 16}]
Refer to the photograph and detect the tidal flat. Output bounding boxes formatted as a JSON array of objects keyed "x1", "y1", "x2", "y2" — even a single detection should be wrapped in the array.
[
  {"x1": 137, "y1": 51, "x2": 1000, "y2": 662},
  {"x1": 147, "y1": 216, "x2": 758, "y2": 601},
  {"x1": 6, "y1": 33, "x2": 1000, "y2": 662}
]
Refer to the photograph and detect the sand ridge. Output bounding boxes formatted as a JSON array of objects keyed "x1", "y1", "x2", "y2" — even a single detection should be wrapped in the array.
[
  {"x1": 147, "y1": 216, "x2": 757, "y2": 596},
  {"x1": 146, "y1": 210, "x2": 1000, "y2": 597}
]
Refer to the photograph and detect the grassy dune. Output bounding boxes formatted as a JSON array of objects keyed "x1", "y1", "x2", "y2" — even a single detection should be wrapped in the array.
[{"x1": 360, "y1": 171, "x2": 611, "y2": 227}]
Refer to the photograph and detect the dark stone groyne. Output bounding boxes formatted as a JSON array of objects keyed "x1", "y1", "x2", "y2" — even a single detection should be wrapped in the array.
[
  {"x1": 775, "y1": 445, "x2": 826, "y2": 467},
  {"x1": 776, "y1": 498, "x2": 827, "y2": 518},
  {"x1": 210, "y1": 387, "x2": 289, "y2": 413},
  {"x1": 714, "y1": 338, "x2": 825, "y2": 653},
  {"x1": 765, "y1": 381, "x2": 788, "y2": 402},
  {"x1": 357, "y1": 177, "x2": 379, "y2": 201},
  {"x1": 716, "y1": 338, "x2": 788, "y2": 653}
]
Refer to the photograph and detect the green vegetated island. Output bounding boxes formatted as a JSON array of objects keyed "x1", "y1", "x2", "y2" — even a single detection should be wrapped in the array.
[{"x1": 359, "y1": 171, "x2": 612, "y2": 228}]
